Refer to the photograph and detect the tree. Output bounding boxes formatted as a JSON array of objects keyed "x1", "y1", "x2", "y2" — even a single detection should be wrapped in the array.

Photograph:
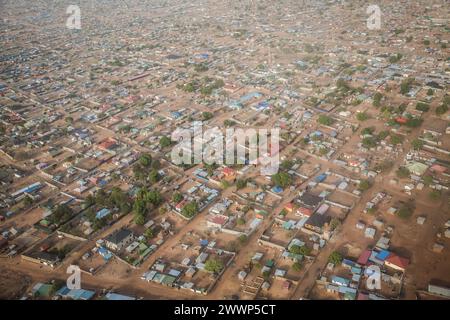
[
  {"x1": 396, "y1": 167, "x2": 410, "y2": 178},
  {"x1": 423, "y1": 39, "x2": 430, "y2": 46},
  {"x1": 390, "y1": 134, "x2": 404, "y2": 145},
  {"x1": 427, "y1": 89, "x2": 434, "y2": 96},
  {"x1": 224, "y1": 119, "x2": 236, "y2": 127},
  {"x1": 182, "y1": 201, "x2": 199, "y2": 218},
  {"x1": 377, "y1": 130, "x2": 389, "y2": 141},
  {"x1": 238, "y1": 234, "x2": 248, "y2": 244},
  {"x1": 151, "y1": 159, "x2": 161, "y2": 170},
  {"x1": 400, "y1": 77, "x2": 414, "y2": 95},
  {"x1": 289, "y1": 245, "x2": 310, "y2": 256},
  {"x1": 405, "y1": 117, "x2": 423, "y2": 128},
  {"x1": 435, "y1": 104, "x2": 448, "y2": 115},
  {"x1": 204, "y1": 259, "x2": 224, "y2": 273},
  {"x1": 329, "y1": 218, "x2": 341, "y2": 231},
  {"x1": 22, "y1": 195, "x2": 33, "y2": 207},
  {"x1": 412, "y1": 139, "x2": 424, "y2": 150},
  {"x1": 292, "y1": 262, "x2": 302, "y2": 272},
  {"x1": 226, "y1": 241, "x2": 238, "y2": 252},
  {"x1": 358, "y1": 180, "x2": 371, "y2": 191},
  {"x1": 65, "y1": 116, "x2": 74, "y2": 124},
  {"x1": 221, "y1": 180, "x2": 230, "y2": 189},
  {"x1": 84, "y1": 194, "x2": 96, "y2": 208},
  {"x1": 396, "y1": 206, "x2": 413, "y2": 219},
  {"x1": 280, "y1": 160, "x2": 294, "y2": 171},
  {"x1": 336, "y1": 78, "x2": 350, "y2": 91},
  {"x1": 362, "y1": 137, "x2": 377, "y2": 149},
  {"x1": 146, "y1": 190, "x2": 162, "y2": 206},
  {"x1": 139, "y1": 154, "x2": 152, "y2": 167},
  {"x1": 133, "y1": 164, "x2": 146, "y2": 181},
  {"x1": 388, "y1": 53, "x2": 402, "y2": 64},
  {"x1": 202, "y1": 112, "x2": 213, "y2": 121},
  {"x1": 319, "y1": 147, "x2": 329, "y2": 156},
  {"x1": 373, "y1": 92, "x2": 383, "y2": 107},
  {"x1": 144, "y1": 228, "x2": 154, "y2": 239},
  {"x1": 49, "y1": 204, "x2": 74, "y2": 225},
  {"x1": 236, "y1": 179, "x2": 247, "y2": 190},
  {"x1": 328, "y1": 251, "x2": 343, "y2": 265},
  {"x1": 361, "y1": 127, "x2": 376, "y2": 136},
  {"x1": 133, "y1": 198, "x2": 146, "y2": 216},
  {"x1": 356, "y1": 112, "x2": 369, "y2": 121},
  {"x1": 194, "y1": 63, "x2": 209, "y2": 72},
  {"x1": 134, "y1": 213, "x2": 145, "y2": 225},
  {"x1": 110, "y1": 187, "x2": 130, "y2": 213},
  {"x1": 159, "y1": 136, "x2": 172, "y2": 148},
  {"x1": 429, "y1": 190, "x2": 441, "y2": 200},
  {"x1": 148, "y1": 169, "x2": 161, "y2": 184},
  {"x1": 271, "y1": 172, "x2": 292, "y2": 188},
  {"x1": 172, "y1": 192, "x2": 183, "y2": 204},
  {"x1": 262, "y1": 270, "x2": 271, "y2": 280},
  {"x1": 318, "y1": 115, "x2": 333, "y2": 126},
  {"x1": 416, "y1": 102, "x2": 430, "y2": 112},
  {"x1": 236, "y1": 217, "x2": 245, "y2": 225},
  {"x1": 423, "y1": 175, "x2": 433, "y2": 186}
]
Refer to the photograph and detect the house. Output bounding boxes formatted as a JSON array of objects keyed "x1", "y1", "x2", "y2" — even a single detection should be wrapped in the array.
[
  {"x1": 104, "y1": 292, "x2": 136, "y2": 300},
  {"x1": 206, "y1": 214, "x2": 229, "y2": 229},
  {"x1": 428, "y1": 284, "x2": 450, "y2": 298},
  {"x1": 284, "y1": 203, "x2": 294, "y2": 213},
  {"x1": 303, "y1": 212, "x2": 331, "y2": 234},
  {"x1": 423, "y1": 119, "x2": 447, "y2": 137},
  {"x1": 105, "y1": 229, "x2": 134, "y2": 251},
  {"x1": 222, "y1": 167, "x2": 235, "y2": 179},
  {"x1": 405, "y1": 161, "x2": 429, "y2": 176},
  {"x1": 384, "y1": 253, "x2": 409, "y2": 272},
  {"x1": 296, "y1": 192, "x2": 323, "y2": 210},
  {"x1": 22, "y1": 251, "x2": 60, "y2": 268},
  {"x1": 56, "y1": 286, "x2": 95, "y2": 300},
  {"x1": 357, "y1": 249, "x2": 372, "y2": 266},
  {"x1": 97, "y1": 137, "x2": 118, "y2": 152},
  {"x1": 175, "y1": 200, "x2": 187, "y2": 212},
  {"x1": 296, "y1": 207, "x2": 313, "y2": 217}
]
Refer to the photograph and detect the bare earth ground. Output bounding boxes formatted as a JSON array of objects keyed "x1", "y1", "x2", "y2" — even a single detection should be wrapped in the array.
[{"x1": 0, "y1": 266, "x2": 32, "y2": 299}]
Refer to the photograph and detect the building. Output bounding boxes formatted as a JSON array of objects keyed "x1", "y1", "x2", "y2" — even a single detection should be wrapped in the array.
[
  {"x1": 296, "y1": 192, "x2": 323, "y2": 211},
  {"x1": 105, "y1": 229, "x2": 134, "y2": 252},
  {"x1": 303, "y1": 212, "x2": 331, "y2": 234},
  {"x1": 384, "y1": 254, "x2": 410, "y2": 272}
]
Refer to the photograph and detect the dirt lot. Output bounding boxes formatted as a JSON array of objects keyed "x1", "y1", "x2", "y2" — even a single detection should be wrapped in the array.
[{"x1": 0, "y1": 266, "x2": 32, "y2": 299}]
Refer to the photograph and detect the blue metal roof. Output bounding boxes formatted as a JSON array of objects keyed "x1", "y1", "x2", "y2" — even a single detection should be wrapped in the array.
[{"x1": 375, "y1": 250, "x2": 391, "y2": 261}]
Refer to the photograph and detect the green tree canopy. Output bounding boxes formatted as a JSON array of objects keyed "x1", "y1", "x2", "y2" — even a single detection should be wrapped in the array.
[
  {"x1": 328, "y1": 251, "x2": 343, "y2": 265},
  {"x1": 204, "y1": 259, "x2": 224, "y2": 273}
]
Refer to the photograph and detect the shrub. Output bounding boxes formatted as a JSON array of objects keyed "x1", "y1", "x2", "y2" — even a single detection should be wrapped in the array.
[
  {"x1": 396, "y1": 206, "x2": 413, "y2": 219},
  {"x1": 356, "y1": 112, "x2": 370, "y2": 121},
  {"x1": 416, "y1": 102, "x2": 430, "y2": 112},
  {"x1": 204, "y1": 259, "x2": 224, "y2": 273},
  {"x1": 328, "y1": 251, "x2": 343, "y2": 265},
  {"x1": 358, "y1": 180, "x2": 371, "y2": 191},
  {"x1": 318, "y1": 115, "x2": 334, "y2": 126},
  {"x1": 292, "y1": 262, "x2": 302, "y2": 272},
  {"x1": 396, "y1": 167, "x2": 410, "y2": 178}
]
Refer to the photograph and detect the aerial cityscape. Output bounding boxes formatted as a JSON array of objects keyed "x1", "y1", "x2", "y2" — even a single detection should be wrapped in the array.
[{"x1": 0, "y1": 0, "x2": 449, "y2": 302}]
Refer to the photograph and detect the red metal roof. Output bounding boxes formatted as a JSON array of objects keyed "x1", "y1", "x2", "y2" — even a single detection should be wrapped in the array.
[{"x1": 357, "y1": 249, "x2": 372, "y2": 265}]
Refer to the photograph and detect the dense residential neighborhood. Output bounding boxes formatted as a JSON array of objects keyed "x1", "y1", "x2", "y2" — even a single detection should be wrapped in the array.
[{"x1": 0, "y1": 0, "x2": 449, "y2": 302}]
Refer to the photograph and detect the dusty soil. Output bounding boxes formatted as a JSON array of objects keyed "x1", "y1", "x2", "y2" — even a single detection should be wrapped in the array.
[{"x1": 0, "y1": 266, "x2": 32, "y2": 299}]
